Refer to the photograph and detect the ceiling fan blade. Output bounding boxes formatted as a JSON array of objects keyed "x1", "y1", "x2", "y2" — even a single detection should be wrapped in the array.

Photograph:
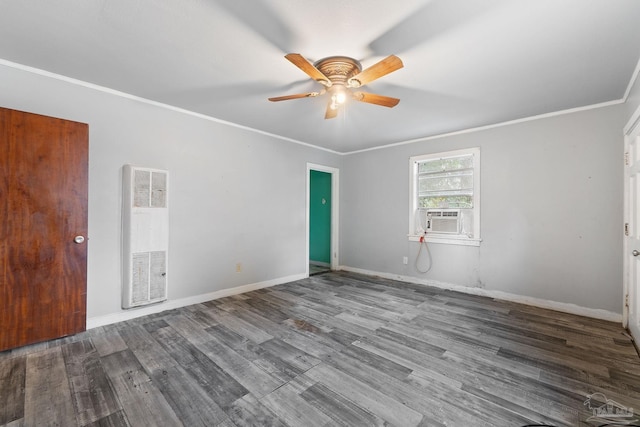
[
  {"x1": 348, "y1": 55, "x2": 403, "y2": 88},
  {"x1": 325, "y1": 100, "x2": 338, "y2": 119},
  {"x1": 268, "y1": 92, "x2": 320, "y2": 102},
  {"x1": 285, "y1": 54, "x2": 331, "y2": 87},
  {"x1": 352, "y1": 92, "x2": 400, "y2": 108}
]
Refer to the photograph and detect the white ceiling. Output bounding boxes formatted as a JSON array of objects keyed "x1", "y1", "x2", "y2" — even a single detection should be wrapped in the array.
[{"x1": 1, "y1": 0, "x2": 640, "y2": 153}]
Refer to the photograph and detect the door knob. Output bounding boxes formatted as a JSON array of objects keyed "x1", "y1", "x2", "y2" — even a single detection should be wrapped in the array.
[
  {"x1": 74, "y1": 235, "x2": 85, "y2": 244},
  {"x1": 633, "y1": 249, "x2": 640, "y2": 257}
]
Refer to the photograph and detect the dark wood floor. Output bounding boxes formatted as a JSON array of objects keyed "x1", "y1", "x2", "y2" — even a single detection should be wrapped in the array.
[{"x1": 1, "y1": 271, "x2": 639, "y2": 426}]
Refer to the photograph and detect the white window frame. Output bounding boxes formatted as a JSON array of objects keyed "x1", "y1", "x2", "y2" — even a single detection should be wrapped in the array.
[{"x1": 408, "y1": 147, "x2": 481, "y2": 246}]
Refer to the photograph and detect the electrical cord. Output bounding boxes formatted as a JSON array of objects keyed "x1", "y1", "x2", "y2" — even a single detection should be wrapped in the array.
[{"x1": 415, "y1": 233, "x2": 432, "y2": 273}]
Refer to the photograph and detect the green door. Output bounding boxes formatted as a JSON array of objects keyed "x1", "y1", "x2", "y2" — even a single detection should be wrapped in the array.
[{"x1": 309, "y1": 170, "x2": 331, "y2": 265}]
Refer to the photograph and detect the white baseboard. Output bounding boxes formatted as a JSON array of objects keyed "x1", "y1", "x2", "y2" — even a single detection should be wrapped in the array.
[
  {"x1": 629, "y1": 313, "x2": 640, "y2": 347},
  {"x1": 86, "y1": 273, "x2": 306, "y2": 329},
  {"x1": 339, "y1": 266, "x2": 622, "y2": 323}
]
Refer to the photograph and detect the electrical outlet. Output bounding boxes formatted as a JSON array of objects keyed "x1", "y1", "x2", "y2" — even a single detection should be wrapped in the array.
[
  {"x1": 403, "y1": 256, "x2": 408, "y2": 265},
  {"x1": 236, "y1": 263, "x2": 242, "y2": 273}
]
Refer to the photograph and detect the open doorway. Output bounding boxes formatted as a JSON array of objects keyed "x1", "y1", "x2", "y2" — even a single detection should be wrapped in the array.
[{"x1": 307, "y1": 163, "x2": 339, "y2": 277}]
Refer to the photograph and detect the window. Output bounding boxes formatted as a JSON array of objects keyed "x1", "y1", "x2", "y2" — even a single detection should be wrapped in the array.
[{"x1": 409, "y1": 147, "x2": 481, "y2": 246}]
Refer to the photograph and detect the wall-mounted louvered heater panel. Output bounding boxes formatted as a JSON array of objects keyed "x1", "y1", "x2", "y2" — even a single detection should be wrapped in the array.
[{"x1": 122, "y1": 165, "x2": 169, "y2": 309}]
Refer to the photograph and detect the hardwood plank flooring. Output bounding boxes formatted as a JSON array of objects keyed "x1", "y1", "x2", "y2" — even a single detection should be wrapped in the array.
[{"x1": 1, "y1": 271, "x2": 639, "y2": 426}]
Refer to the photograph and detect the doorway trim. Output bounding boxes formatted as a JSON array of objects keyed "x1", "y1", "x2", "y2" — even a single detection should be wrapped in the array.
[
  {"x1": 623, "y1": 103, "x2": 640, "y2": 342},
  {"x1": 306, "y1": 163, "x2": 339, "y2": 277}
]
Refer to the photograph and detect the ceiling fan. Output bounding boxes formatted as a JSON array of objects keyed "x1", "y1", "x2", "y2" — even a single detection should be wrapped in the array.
[{"x1": 268, "y1": 53, "x2": 403, "y2": 119}]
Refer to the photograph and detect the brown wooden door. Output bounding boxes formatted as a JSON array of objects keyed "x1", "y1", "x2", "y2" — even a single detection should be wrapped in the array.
[{"x1": 0, "y1": 107, "x2": 88, "y2": 352}]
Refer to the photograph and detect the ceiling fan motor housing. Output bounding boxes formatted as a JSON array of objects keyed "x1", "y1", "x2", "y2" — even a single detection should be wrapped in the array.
[{"x1": 313, "y1": 56, "x2": 362, "y2": 87}]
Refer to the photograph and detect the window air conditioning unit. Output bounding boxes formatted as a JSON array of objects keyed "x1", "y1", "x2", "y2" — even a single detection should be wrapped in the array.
[{"x1": 426, "y1": 209, "x2": 460, "y2": 234}]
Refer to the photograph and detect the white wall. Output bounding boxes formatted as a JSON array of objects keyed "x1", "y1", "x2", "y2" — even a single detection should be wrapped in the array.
[
  {"x1": 341, "y1": 105, "x2": 627, "y2": 314},
  {"x1": 0, "y1": 63, "x2": 341, "y2": 321},
  {"x1": 1, "y1": 60, "x2": 632, "y2": 323}
]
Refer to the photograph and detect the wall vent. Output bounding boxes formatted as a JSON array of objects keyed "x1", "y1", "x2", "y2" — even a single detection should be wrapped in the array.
[{"x1": 122, "y1": 165, "x2": 168, "y2": 308}]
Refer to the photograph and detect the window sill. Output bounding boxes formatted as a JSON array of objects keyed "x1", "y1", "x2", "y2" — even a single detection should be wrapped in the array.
[{"x1": 407, "y1": 234, "x2": 481, "y2": 247}]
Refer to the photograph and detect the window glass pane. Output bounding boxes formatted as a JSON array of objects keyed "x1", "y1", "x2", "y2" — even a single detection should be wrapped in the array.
[
  {"x1": 419, "y1": 195, "x2": 473, "y2": 209},
  {"x1": 418, "y1": 171, "x2": 473, "y2": 192},
  {"x1": 418, "y1": 189, "x2": 473, "y2": 198},
  {"x1": 418, "y1": 155, "x2": 473, "y2": 174}
]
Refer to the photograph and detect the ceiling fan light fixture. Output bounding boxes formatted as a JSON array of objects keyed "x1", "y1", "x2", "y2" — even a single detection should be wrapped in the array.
[
  {"x1": 329, "y1": 85, "x2": 348, "y2": 111},
  {"x1": 331, "y1": 85, "x2": 347, "y2": 105}
]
